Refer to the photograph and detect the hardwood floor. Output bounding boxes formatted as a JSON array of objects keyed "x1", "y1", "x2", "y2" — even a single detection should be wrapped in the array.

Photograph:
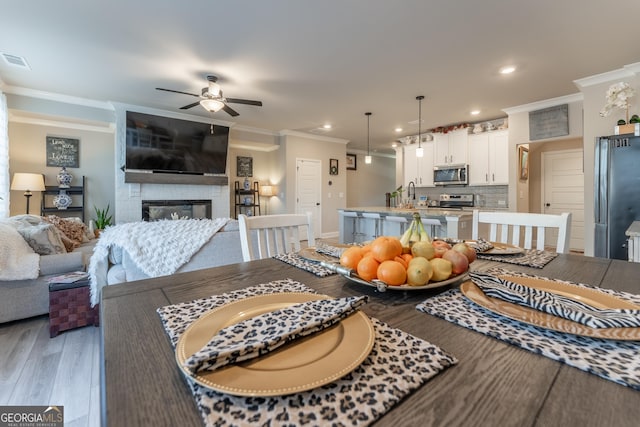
[{"x1": 0, "y1": 316, "x2": 100, "y2": 427}]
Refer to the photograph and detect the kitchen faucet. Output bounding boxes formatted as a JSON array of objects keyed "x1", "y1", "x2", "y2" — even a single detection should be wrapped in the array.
[{"x1": 408, "y1": 181, "x2": 416, "y2": 200}]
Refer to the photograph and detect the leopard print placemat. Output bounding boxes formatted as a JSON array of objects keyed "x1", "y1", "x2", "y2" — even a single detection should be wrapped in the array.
[
  {"x1": 273, "y1": 252, "x2": 336, "y2": 277},
  {"x1": 476, "y1": 249, "x2": 557, "y2": 268},
  {"x1": 417, "y1": 268, "x2": 640, "y2": 390},
  {"x1": 158, "y1": 279, "x2": 458, "y2": 426}
]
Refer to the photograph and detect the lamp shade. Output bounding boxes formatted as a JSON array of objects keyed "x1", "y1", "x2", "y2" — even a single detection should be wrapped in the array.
[
  {"x1": 200, "y1": 99, "x2": 225, "y2": 112},
  {"x1": 260, "y1": 185, "x2": 274, "y2": 197},
  {"x1": 11, "y1": 173, "x2": 45, "y2": 192}
]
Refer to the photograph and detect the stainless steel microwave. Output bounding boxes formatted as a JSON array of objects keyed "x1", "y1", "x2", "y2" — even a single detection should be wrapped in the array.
[{"x1": 434, "y1": 164, "x2": 468, "y2": 186}]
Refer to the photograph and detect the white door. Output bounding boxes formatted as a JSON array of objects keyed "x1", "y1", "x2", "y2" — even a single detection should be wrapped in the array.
[
  {"x1": 542, "y1": 149, "x2": 584, "y2": 251},
  {"x1": 296, "y1": 158, "x2": 322, "y2": 238}
]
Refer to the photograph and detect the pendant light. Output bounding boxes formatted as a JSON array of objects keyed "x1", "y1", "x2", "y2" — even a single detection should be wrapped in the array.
[
  {"x1": 416, "y1": 95, "x2": 425, "y2": 158},
  {"x1": 365, "y1": 112, "x2": 372, "y2": 164}
]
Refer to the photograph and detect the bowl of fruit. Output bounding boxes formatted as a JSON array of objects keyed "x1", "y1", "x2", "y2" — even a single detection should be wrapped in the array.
[{"x1": 334, "y1": 213, "x2": 474, "y2": 292}]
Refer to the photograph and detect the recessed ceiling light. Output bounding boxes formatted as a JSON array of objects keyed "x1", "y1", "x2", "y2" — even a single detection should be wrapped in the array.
[
  {"x1": 391, "y1": 142, "x2": 398, "y2": 148},
  {"x1": 395, "y1": 127, "x2": 403, "y2": 132},
  {"x1": 500, "y1": 65, "x2": 516, "y2": 75},
  {"x1": 470, "y1": 110, "x2": 480, "y2": 115},
  {"x1": 323, "y1": 124, "x2": 332, "y2": 129}
]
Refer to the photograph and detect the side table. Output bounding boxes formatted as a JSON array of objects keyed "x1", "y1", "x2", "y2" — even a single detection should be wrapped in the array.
[{"x1": 49, "y1": 279, "x2": 99, "y2": 338}]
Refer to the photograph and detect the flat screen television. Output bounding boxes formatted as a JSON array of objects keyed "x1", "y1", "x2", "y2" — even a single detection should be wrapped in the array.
[{"x1": 125, "y1": 111, "x2": 229, "y2": 175}]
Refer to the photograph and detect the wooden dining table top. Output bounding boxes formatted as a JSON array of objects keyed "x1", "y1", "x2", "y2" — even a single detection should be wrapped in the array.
[{"x1": 100, "y1": 254, "x2": 640, "y2": 427}]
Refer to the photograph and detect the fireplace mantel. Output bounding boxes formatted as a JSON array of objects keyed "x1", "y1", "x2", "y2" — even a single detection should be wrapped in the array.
[{"x1": 124, "y1": 171, "x2": 228, "y2": 186}]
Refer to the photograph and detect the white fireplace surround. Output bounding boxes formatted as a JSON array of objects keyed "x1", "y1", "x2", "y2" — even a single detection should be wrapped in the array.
[{"x1": 113, "y1": 106, "x2": 231, "y2": 223}]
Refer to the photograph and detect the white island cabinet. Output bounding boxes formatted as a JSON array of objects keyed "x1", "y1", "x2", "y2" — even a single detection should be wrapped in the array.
[
  {"x1": 468, "y1": 130, "x2": 509, "y2": 185},
  {"x1": 339, "y1": 207, "x2": 472, "y2": 244}
]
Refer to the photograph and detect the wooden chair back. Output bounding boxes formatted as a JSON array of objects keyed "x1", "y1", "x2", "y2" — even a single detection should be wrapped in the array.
[
  {"x1": 471, "y1": 210, "x2": 572, "y2": 253},
  {"x1": 238, "y1": 213, "x2": 315, "y2": 261}
]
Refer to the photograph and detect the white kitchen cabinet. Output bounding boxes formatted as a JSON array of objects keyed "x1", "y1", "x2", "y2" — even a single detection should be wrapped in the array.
[
  {"x1": 403, "y1": 141, "x2": 435, "y2": 188},
  {"x1": 434, "y1": 129, "x2": 468, "y2": 166},
  {"x1": 468, "y1": 130, "x2": 509, "y2": 185}
]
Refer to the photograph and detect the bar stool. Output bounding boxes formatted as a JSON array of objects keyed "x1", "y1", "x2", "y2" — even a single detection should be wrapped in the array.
[
  {"x1": 422, "y1": 218, "x2": 443, "y2": 239},
  {"x1": 383, "y1": 215, "x2": 409, "y2": 237},
  {"x1": 341, "y1": 211, "x2": 366, "y2": 243},
  {"x1": 362, "y1": 212, "x2": 381, "y2": 240}
]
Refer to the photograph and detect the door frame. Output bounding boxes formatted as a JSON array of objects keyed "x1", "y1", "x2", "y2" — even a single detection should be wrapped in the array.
[{"x1": 295, "y1": 158, "x2": 322, "y2": 238}]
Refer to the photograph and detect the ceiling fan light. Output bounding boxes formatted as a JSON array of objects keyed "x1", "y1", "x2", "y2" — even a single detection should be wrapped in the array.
[
  {"x1": 208, "y1": 82, "x2": 221, "y2": 97},
  {"x1": 416, "y1": 147, "x2": 424, "y2": 158},
  {"x1": 200, "y1": 99, "x2": 225, "y2": 112},
  {"x1": 365, "y1": 155, "x2": 372, "y2": 164}
]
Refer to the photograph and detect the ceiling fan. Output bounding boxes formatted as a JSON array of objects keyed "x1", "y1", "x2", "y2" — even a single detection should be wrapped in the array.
[{"x1": 156, "y1": 75, "x2": 262, "y2": 117}]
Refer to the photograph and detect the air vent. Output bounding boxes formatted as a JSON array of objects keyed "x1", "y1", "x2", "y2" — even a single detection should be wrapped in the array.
[{"x1": 1, "y1": 53, "x2": 30, "y2": 69}]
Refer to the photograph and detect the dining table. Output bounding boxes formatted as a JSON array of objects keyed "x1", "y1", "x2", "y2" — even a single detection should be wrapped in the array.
[{"x1": 100, "y1": 252, "x2": 640, "y2": 427}]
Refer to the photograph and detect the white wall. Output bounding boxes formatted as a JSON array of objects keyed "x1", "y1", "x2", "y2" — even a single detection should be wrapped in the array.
[
  {"x1": 281, "y1": 131, "x2": 349, "y2": 237},
  {"x1": 346, "y1": 153, "x2": 396, "y2": 208},
  {"x1": 8, "y1": 120, "x2": 115, "y2": 219}
]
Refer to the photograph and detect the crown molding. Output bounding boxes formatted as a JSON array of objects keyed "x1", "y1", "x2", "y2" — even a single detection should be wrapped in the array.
[
  {"x1": 3, "y1": 84, "x2": 115, "y2": 111},
  {"x1": 573, "y1": 61, "x2": 640, "y2": 88},
  {"x1": 346, "y1": 148, "x2": 395, "y2": 159},
  {"x1": 502, "y1": 93, "x2": 583, "y2": 115},
  {"x1": 278, "y1": 129, "x2": 349, "y2": 144},
  {"x1": 229, "y1": 141, "x2": 280, "y2": 152},
  {"x1": 8, "y1": 110, "x2": 115, "y2": 133}
]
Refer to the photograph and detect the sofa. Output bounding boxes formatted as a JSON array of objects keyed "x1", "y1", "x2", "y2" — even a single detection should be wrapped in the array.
[
  {"x1": 0, "y1": 215, "x2": 97, "y2": 324},
  {"x1": 103, "y1": 219, "x2": 245, "y2": 285}
]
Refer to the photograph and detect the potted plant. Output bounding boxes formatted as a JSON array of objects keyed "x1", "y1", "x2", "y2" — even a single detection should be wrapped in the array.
[{"x1": 94, "y1": 204, "x2": 113, "y2": 237}]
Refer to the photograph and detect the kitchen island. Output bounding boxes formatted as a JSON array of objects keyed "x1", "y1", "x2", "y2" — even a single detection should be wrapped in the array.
[{"x1": 339, "y1": 207, "x2": 473, "y2": 243}]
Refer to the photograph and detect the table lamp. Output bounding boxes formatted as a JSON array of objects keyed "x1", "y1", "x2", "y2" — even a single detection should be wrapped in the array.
[
  {"x1": 260, "y1": 185, "x2": 274, "y2": 215},
  {"x1": 11, "y1": 172, "x2": 45, "y2": 214}
]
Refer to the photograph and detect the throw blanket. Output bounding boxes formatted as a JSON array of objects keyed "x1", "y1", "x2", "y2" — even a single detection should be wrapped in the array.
[
  {"x1": 89, "y1": 218, "x2": 230, "y2": 306},
  {"x1": 0, "y1": 223, "x2": 40, "y2": 280}
]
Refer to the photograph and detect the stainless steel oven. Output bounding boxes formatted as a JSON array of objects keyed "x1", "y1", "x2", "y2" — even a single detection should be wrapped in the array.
[{"x1": 434, "y1": 164, "x2": 468, "y2": 186}]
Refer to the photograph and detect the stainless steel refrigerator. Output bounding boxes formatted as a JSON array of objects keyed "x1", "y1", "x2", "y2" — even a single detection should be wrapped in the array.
[{"x1": 594, "y1": 134, "x2": 640, "y2": 259}]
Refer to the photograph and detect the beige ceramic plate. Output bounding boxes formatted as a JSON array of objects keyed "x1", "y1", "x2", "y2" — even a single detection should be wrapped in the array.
[
  {"x1": 468, "y1": 241, "x2": 525, "y2": 255},
  {"x1": 175, "y1": 293, "x2": 375, "y2": 396},
  {"x1": 344, "y1": 272, "x2": 469, "y2": 292},
  {"x1": 460, "y1": 277, "x2": 640, "y2": 340}
]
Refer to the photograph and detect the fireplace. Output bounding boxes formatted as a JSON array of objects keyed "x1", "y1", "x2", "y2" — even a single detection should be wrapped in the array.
[{"x1": 142, "y1": 200, "x2": 212, "y2": 221}]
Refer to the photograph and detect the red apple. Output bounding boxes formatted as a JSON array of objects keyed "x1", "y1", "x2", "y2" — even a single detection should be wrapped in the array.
[
  {"x1": 432, "y1": 240, "x2": 451, "y2": 258},
  {"x1": 442, "y1": 249, "x2": 469, "y2": 275},
  {"x1": 452, "y1": 242, "x2": 477, "y2": 264}
]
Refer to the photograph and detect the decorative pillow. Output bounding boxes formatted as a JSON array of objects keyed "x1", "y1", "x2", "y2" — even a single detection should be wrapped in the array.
[
  {"x1": 15, "y1": 223, "x2": 67, "y2": 255},
  {"x1": 44, "y1": 215, "x2": 88, "y2": 247}
]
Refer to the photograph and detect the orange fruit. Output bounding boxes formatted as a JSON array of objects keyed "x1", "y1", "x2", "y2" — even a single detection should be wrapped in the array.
[
  {"x1": 361, "y1": 243, "x2": 372, "y2": 255},
  {"x1": 394, "y1": 255, "x2": 408, "y2": 270},
  {"x1": 340, "y1": 246, "x2": 363, "y2": 269},
  {"x1": 401, "y1": 253, "x2": 414, "y2": 265},
  {"x1": 370, "y1": 236, "x2": 403, "y2": 263},
  {"x1": 357, "y1": 255, "x2": 380, "y2": 281},
  {"x1": 377, "y1": 260, "x2": 407, "y2": 286}
]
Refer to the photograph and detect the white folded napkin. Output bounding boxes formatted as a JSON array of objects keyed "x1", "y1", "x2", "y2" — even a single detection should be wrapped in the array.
[
  {"x1": 470, "y1": 271, "x2": 640, "y2": 329},
  {"x1": 183, "y1": 295, "x2": 368, "y2": 374}
]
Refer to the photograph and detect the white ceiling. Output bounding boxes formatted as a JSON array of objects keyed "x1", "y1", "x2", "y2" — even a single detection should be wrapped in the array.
[{"x1": 1, "y1": 1, "x2": 639, "y2": 154}]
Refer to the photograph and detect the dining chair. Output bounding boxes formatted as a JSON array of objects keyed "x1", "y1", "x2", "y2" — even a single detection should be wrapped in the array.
[
  {"x1": 471, "y1": 210, "x2": 572, "y2": 253},
  {"x1": 238, "y1": 213, "x2": 315, "y2": 261}
]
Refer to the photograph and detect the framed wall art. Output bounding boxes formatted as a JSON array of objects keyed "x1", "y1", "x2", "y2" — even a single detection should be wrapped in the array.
[
  {"x1": 329, "y1": 158, "x2": 339, "y2": 175},
  {"x1": 346, "y1": 154, "x2": 357, "y2": 170},
  {"x1": 236, "y1": 156, "x2": 253, "y2": 177},
  {"x1": 46, "y1": 136, "x2": 79, "y2": 167},
  {"x1": 519, "y1": 145, "x2": 529, "y2": 180}
]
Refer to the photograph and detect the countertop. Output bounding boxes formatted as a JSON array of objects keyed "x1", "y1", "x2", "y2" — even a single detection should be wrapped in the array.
[{"x1": 340, "y1": 206, "x2": 473, "y2": 217}]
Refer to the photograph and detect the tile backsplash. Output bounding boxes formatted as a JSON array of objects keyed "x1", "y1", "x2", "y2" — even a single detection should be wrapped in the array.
[{"x1": 414, "y1": 185, "x2": 508, "y2": 209}]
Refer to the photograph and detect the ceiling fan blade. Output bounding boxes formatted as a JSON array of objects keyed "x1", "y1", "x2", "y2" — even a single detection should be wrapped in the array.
[
  {"x1": 225, "y1": 98, "x2": 263, "y2": 106},
  {"x1": 156, "y1": 87, "x2": 200, "y2": 97},
  {"x1": 222, "y1": 104, "x2": 240, "y2": 117},
  {"x1": 180, "y1": 101, "x2": 201, "y2": 110}
]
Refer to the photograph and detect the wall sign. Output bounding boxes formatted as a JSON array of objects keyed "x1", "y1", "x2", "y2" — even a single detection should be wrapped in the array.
[
  {"x1": 529, "y1": 104, "x2": 569, "y2": 141},
  {"x1": 46, "y1": 136, "x2": 79, "y2": 167},
  {"x1": 236, "y1": 156, "x2": 253, "y2": 177},
  {"x1": 346, "y1": 154, "x2": 357, "y2": 170}
]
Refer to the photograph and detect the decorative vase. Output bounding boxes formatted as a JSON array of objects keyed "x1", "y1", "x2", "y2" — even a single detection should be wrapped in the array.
[
  {"x1": 56, "y1": 167, "x2": 73, "y2": 188},
  {"x1": 243, "y1": 177, "x2": 251, "y2": 191},
  {"x1": 53, "y1": 191, "x2": 72, "y2": 210},
  {"x1": 472, "y1": 123, "x2": 484, "y2": 134},
  {"x1": 244, "y1": 196, "x2": 252, "y2": 206}
]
